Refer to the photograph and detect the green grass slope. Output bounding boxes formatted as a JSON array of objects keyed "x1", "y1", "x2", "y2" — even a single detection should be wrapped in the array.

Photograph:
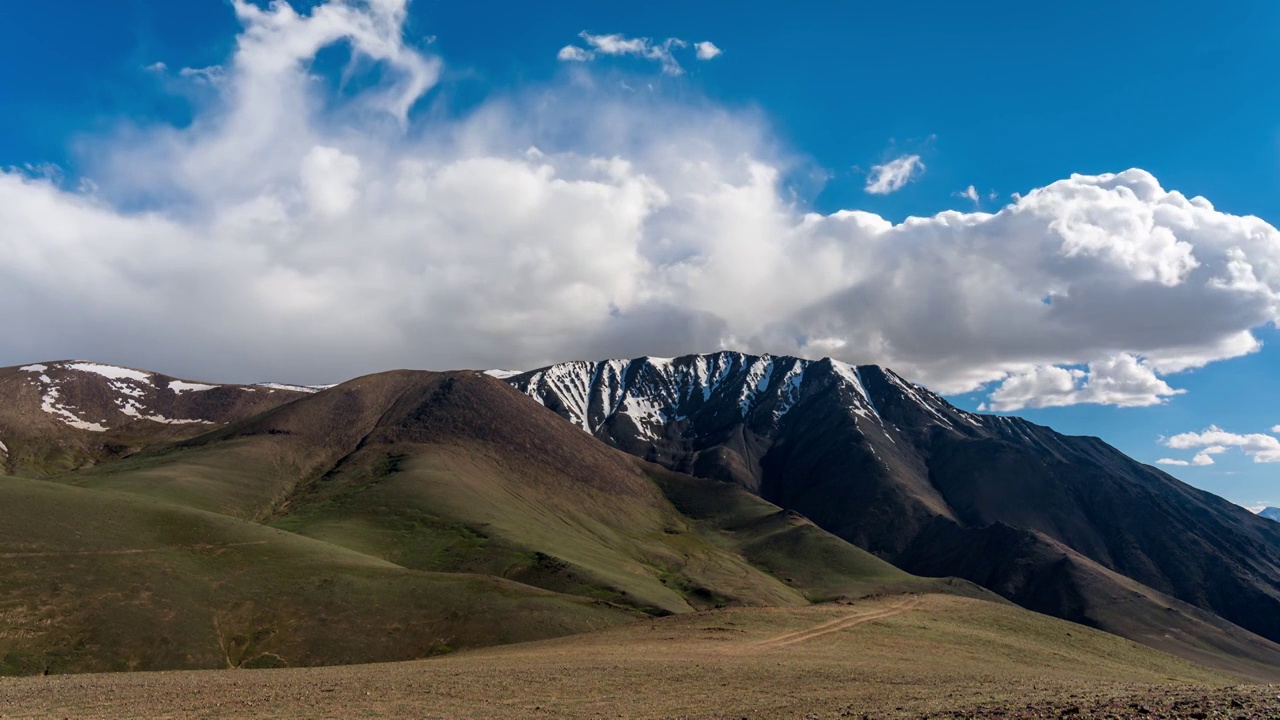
[{"x1": 0, "y1": 476, "x2": 637, "y2": 676}]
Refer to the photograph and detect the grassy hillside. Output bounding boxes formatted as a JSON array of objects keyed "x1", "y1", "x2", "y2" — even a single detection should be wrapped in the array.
[
  {"x1": 55, "y1": 371, "x2": 933, "y2": 618},
  {"x1": 0, "y1": 476, "x2": 636, "y2": 675},
  {"x1": 16, "y1": 367, "x2": 1277, "y2": 684}
]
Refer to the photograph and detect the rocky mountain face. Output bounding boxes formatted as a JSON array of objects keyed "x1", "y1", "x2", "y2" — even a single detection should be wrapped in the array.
[
  {"x1": 1261, "y1": 507, "x2": 1280, "y2": 522},
  {"x1": 0, "y1": 360, "x2": 313, "y2": 475},
  {"x1": 510, "y1": 352, "x2": 1280, "y2": 648}
]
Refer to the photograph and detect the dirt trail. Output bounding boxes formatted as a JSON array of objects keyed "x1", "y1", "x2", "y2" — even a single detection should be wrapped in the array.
[{"x1": 751, "y1": 596, "x2": 921, "y2": 650}]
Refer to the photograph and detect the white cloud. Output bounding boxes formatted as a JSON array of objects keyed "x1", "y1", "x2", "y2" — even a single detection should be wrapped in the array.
[
  {"x1": 3, "y1": 0, "x2": 1280, "y2": 410},
  {"x1": 1162, "y1": 427, "x2": 1280, "y2": 464},
  {"x1": 694, "y1": 41, "x2": 722, "y2": 61},
  {"x1": 559, "y1": 32, "x2": 700, "y2": 75},
  {"x1": 145, "y1": 61, "x2": 168, "y2": 73},
  {"x1": 557, "y1": 45, "x2": 593, "y2": 62},
  {"x1": 1272, "y1": 425, "x2": 1280, "y2": 434},
  {"x1": 1157, "y1": 448, "x2": 1218, "y2": 466},
  {"x1": 985, "y1": 354, "x2": 1185, "y2": 411},
  {"x1": 179, "y1": 65, "x2": 225, "y2": 84},
  {"x1": 300, "y1": 146, "x2": 361, "y2": 217},
  {"x1": 956, "y1": 184, "x2": 980, "y2": 206},
  {"x1": 865, "y1": 154, "x2": 924, "y2": 195}
]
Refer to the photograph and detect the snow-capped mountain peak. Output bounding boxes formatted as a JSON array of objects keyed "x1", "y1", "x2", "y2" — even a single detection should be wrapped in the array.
[{"x1": 507, "y1": 352, "x2": 988, "y2": 446}]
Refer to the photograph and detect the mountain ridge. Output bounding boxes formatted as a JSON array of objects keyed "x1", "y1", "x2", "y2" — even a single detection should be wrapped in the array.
[
  {"x1": 5, "y1": 355, "x2": 1280, "y2": 680},
  {"x1": 510, "y1": 351, "x2": 1280, "y2": 668}
]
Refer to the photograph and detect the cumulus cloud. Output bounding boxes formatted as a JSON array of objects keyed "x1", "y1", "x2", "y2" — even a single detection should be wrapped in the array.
[
  {"x1": 1160, "y1": 427, "x2": 1280, "y2": 464},
  {"x1": 865, "y1": 154, "x2": 924, "y2": 195},
  {"x1": 558, "y1": 32, "x2": 702, "y2": 75},
  {"x1": 983, "y1": 354, "x2": 1185, "y2": 411},
  {"x1": 694, "y1": 41, "x2": 722, "y2": 60},
  {"x1": 3, "y1": 0, "x2": 1280, "y2": 407}
]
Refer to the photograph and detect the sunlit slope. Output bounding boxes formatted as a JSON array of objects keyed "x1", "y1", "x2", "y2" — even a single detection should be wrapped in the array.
[{"x1": 0, "y1": 476, "x2": 636, "y2": 675}]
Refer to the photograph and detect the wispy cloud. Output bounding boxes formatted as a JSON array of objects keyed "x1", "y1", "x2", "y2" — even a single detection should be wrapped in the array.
[
  {"x1": 557, "y1": 32, "x2": 715, "y2": 75},
  {"x1": 865, "y1": 154, "x2": 924, "y2": 195},
  {"x1": 178, "y1": 65, "x2": 225, "y2": 84}
]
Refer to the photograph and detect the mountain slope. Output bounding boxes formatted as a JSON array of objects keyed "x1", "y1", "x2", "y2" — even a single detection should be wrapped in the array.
[
  {"x1": 1261, "y1": 507, "x2": 1280, "y2": 522},
  {"x1": 511, "y1": 352, "x2": 1280, "y2": 674},
  {"x1": 0, "y1": 360, "x2": 310, "y2": 477},
  {"x1": 54, "y1": 370, "x2": 946, "y2": 618},
  {"x1": 0, "y1": 475, "x2": 635, "y2": 675}
]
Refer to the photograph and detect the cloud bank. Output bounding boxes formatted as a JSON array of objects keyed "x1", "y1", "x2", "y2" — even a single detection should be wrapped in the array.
[{"x1": 3, "y1": 0, "x2": 1279, "y2": 410}]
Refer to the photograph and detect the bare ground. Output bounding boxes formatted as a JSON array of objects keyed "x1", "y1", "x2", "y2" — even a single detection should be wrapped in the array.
[{"x1": 1, "y1": 594, "x2": 1275, "y2": 719}]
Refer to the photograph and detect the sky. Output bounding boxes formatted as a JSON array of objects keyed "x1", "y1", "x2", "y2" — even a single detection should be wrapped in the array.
[{"x1": 2, "y1": 0, "x2": 1279, "y2": 509}]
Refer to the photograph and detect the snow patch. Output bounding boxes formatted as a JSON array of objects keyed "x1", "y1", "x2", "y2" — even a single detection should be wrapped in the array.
[
  {"x1": 40, "y1": 385, "x2": 107, "y2": 432},
  {"x1": 618, "y1": 394, "x2": 667, "y2": 440},
  {"x1": 169, "y1": 380, "x2": 218, "y2": 393},
  {"x1": 738, "y1": 356, "x2": 775, "y2": 415},
  {"x1": 829, "y1": 360, "x2": 880, "y2": 421},
  {"x1": 883, "y1": 369, "x2": 956, "y2": 430},
  {"x1": 483, "y1": 369, "x2": 522, "y2": 379},
  {"x1": 66, "y1": 362, "x2": 152, "y2": 384},
  {"x1": 772, "y1": 361, "x2": 806, "y2": 420},
  {"x1": 19, "y1": 364, "x2": 47, "y2": 373},
  {"x1": 257, "y1": 383, "x2": 321, "y2": 393},
  {"x1": 110, "y1": 381, "x2": 146, "y2": 398},
  {"x1": 116, "y1": 398, "x2": 211, "y2": 425}
]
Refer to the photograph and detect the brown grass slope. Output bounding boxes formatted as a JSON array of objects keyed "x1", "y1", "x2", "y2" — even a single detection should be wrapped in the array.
[
  {"x1": 0, "y1": 475, "x2": 636, "y2": 676},
  {"x1": 0, "y1": 594, "x2": 1244, "y2": 720}
]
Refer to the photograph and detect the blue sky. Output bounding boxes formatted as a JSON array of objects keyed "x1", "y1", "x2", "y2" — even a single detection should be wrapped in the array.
[{"x1": 2, "y1": 0, "x2": 1279, "y2": 508}]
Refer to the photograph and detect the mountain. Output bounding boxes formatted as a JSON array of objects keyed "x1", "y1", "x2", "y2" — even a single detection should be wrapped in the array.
[
  {"x1": 511, "y1": 352, "x2": 1280, "y2": 677},
  {"x1": 0, "y1": 360, "x2": 313, "y2": 477},
  {"x1": 0, "y1": 368, "x2": 980, "y2": 674},
  {"x1": 6, "y1": 356, "x2": 1280, "y2": 681},
  {"x1": 1261, "y1": 507, "x2": 1280, "y2": 522}
]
